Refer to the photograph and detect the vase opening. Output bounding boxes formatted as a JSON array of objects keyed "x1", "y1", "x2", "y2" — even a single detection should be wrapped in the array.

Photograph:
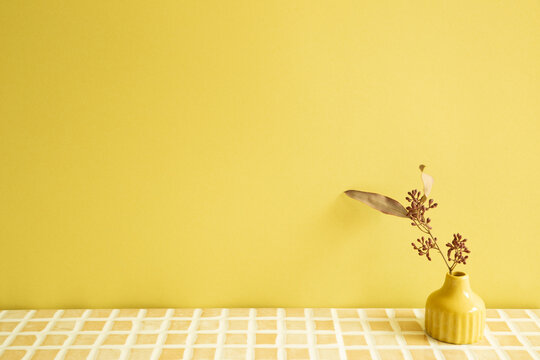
[{"x1": 452, "y1": 271, "x2": 467, "y2": 277}]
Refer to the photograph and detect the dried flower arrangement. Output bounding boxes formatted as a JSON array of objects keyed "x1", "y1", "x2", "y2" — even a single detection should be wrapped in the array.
[{"x1": 345, "y1": 165, "x2": 470, "y2": 274}]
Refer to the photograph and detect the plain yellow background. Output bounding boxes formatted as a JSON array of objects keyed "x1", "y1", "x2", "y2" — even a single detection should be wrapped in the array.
[{"x1": 1, "y1": 1, "x2": 539, "y2": 309}]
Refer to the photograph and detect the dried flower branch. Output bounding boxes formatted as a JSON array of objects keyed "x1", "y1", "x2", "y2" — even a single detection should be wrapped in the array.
[{"x1": 345, "y1": 165, "x2": 471, "y2": 274}]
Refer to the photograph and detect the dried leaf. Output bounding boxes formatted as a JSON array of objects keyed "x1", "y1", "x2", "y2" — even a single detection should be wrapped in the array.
[
  {"x1": 345, "y1": 190, "x2": 408, "y2": 218},
  {"x1": 419, "y1": 164, "x2": 434, "y2": 196}
]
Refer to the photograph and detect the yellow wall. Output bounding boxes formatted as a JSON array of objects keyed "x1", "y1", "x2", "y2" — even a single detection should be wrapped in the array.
[{"x1": 1, "y1": 1, "x2": 539, "y2": 309}]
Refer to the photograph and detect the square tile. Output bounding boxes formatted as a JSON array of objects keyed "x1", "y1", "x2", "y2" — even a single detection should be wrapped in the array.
[
  {"x1": 346, "y1": 350, "x2": 372, "y2": 360},
  {"x1": 81, "y1": 321, "x2": 105, "y2": 331},
  {"x1": 64, "y1": 349, "x2": 91, "y2": 360},
  {"x1": 409, "y1": 349, "x2": 437, "y2": 360},
  {"x1": 172, "y1": 309, "x2": 194, "y2": 317},
  {"x1": 378, "y1": 350, "x2": 404, "y2": 360},
  {"x1": 72, "y1": 334, "x2": 98, "y2": 345},
  {"x1": 285, "y1": 320, "x2": 305, "y2": 330},
  {"x1": 225, "y1": 333, "x2": 247, "y2": 345},
  {"x1": 441, "y1": 350, "x2": 469, "y2": 360},
  {"x1": 146, "y1": 309, "x2": 167, "y2": 318},
  {"x1": 286, "y1": 348, "x2": 310, "y2": 360},
  {"x1": 8, "y1": 335, "x2": 36, "y2": 346},
  {"x1": 257, "y1": 320, "x2": 276, "y2": 330},
  {"x1": 256, "y1": 333, "x2": 276, "y2": 345},
  {"x1": 526, "y1": 335, "x2": 540, "y2": 346},
  {"x1": 129, "y1": 349, "x2": 154, "y2": 360},
  {"x1": 504, "y1": 350, "x2": 535, "y2": 360},
  {"x1": 256, "y1": 308, "x2": 277, "y2": 317},
  {"x1": 337, "y1": 309, "x2": 359, "y2": 318},
  {"x1": 32, "y1": 310, "x2": 57, "y2": 319},
  {"x1": 313, "y1": 309, "x2": 332, "y2": 317},
  {"x1": 169, "y1": 320, "x2": 191, "y2": 330},
  {"x1": 41, "y1": 334, "x2": 68, "y2": 346},
  {"x1": 228, "y1": 309, "x2": 250, "y2": 317},
  {"x1": 159, "y1": 349, "x2": 185, "y2": 360},
  {"x1": 495, "y1": 335, "x2": 523, "y2": 346},
  {"x1": 286, "y1": 333, "x2": 307, "y2": 345},
  {"x1": 285, "y1": 309, "x2": 305, "y2": 317},
  {"x1": 191, "y1": 348, "x2": 215, "y2": 360},
  {"x1": 228, "y1": 320, "x2": 248, "y2": 330},
  {"x1": 89, "y1": 309, "x2": 112, "y2": 318},
  {"x1": 0, "y1": 323, "x2": 18, "y2": 332},
  {"x1": 165, "y1": 333, "x2": 188, "y2": 345},
  {"x1": 398, "y1": 320, "x2": 422, "y2": 331},
  {"x1": 136, "y1": 334, "x2": 159, "y2": 344},
  {"x1": 487, "y1": 321, "x2": 511, "y2": 331},
  {"x1": 198, "y1": 320, "x2": 219, "y2": 331},
  {"x1": 31, "y1": 350, "x2": 59, "y2": 360},
  {"x1": 254, "y1": 348, "x2": 277, "y2": 360},
  {"x1": 62, "y1": 310, "x2": 85, "y2": 318},
  {"x1": 365, "y1": 309, "x2": 388, "y2": 318},
  {"x1": 404, "y1": 334, "x2": 430, "y2": 345},
  {"x1": 513, "y1": 321, "x2": 540, "y2": 332},
  {"x1": 96, "y1": 349, "x2": 121, "y2": 360},
  {"x1": 340, "y1": 321, "x2": 363, "y2": 332},
  {"x1": 111, "y1": 321, "x2": 132, "y2": 331},
  {"x1": 394, "y1": 309, "x2": 416, "y2": 318},
  {"x1": 316, "y1": 334, "x2": 337, "y2": 344},
  {"x1": 471, "y1": 350, "x2": 501, "y2": 360},
  {"x1": 140, "y1": 320, "x2": 163, "y2": 331},
  {"x1": 201, "y1": 308, "x2": 222, "y2": 317},
  {"x1": 2, "y1": 311, "x2": 29, "y2": 319},
  {"x1": 373, "y1": 334, "x2": 398, "y2": 345},
  {"x1": 21, "y1": 321, "x2": 48, "y2": 332},
  {"x1": 486, "y1": 309, "x2": 500, "y2": 318},
  {"x1": 317, "y1": 348, "x2": 340, "y2": 360},
  {"x1": 222, "y1": 348, "x2": 246, "y2": 359},
  {"x1": 117, "y1": 309, "x2": 140, "y2": 318},
  {"x1": 0, "y1": 350, "x2": 26, "y2": 360},
  {"x1": 504, "y1": 310, "x2": 529, "y2": 319},
  {"x1": 315, "y1": 320, "x2": 334, "y2": 331},
  {"x1": 103, "y1": 334, "x2": 128, "y2": 345},
  {"x1": 342, "y1": 334, "x2": 367, "y2": 346},
  {"x1": 369, "y1": 321, "x2": 393, "y2": 331},
  {"x1": 51, "y1": 320, "x2": 76, "y2": 331},
  {"x1": 195, "y1": 333, "x2": 218, "y2": 344}
]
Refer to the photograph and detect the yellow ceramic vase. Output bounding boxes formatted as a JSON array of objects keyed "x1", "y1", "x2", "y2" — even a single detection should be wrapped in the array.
[{"x1": 425, "y1": 271, "x2": 486, "y2": 344}]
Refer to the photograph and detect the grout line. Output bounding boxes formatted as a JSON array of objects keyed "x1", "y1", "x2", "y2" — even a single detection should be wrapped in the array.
[
  {"x1": 214, "y1": 308, "x2": 227, "y2": 360},
  {"x1": 304, "y1": 308, "x2": 318, "y2": 360},
  {"x1": 330, "y1": 308, "x2": 347, "y2": 360},
  {"x1": 276, "y1": 308, "x2": 285, "y2": 360},
  {"x1": 357, "y1": 309, "x2": 380, "y2": 360},
  {"x1": 246, "y1": 308, "x2": 256, "y2": 360},
  {"x1": 151, "y1": 309, "x2": 174, "y2": 360},
  {"x1": 183, "y1": 308, "x2": 201, "y2": 360}
]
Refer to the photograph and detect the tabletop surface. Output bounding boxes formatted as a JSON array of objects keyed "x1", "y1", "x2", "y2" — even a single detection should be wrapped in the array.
[{"x1": 0, "y1": 308, "x2": 539, "y2": 360}]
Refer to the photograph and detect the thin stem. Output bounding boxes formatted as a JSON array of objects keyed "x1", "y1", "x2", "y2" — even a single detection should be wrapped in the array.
[{"x1": 412, "y1": 219, "x2": 453, "y2": 274}]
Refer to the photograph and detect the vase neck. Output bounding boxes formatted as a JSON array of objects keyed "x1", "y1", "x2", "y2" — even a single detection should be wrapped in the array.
[{"x1": 441, "y1": 271, "x2": 472, "y2": 293}]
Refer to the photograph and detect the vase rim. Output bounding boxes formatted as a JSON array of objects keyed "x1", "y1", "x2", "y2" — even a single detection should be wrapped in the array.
[{"x1": 447, "y1": 271, "x2": 468, "y2": 279}]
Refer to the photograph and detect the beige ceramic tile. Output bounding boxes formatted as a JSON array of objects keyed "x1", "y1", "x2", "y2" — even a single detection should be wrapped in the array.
[
  {"x1": 378, "y1": 349, "x2": 404, "y2": 360},
  {"x1": 51, "y1": 320, "x2": 76, "y2": 331},
  {"x1": 398, "y1": 320, "x2": 423, "y2": 331},
  {"x1": 471, "y1": 349, "x2": 502, "y2": 360},
  {"x1": 513, "y1": 321, "x2": 540, "y2": 332},
  {"x1": 496, "y1": 335, "x2": 523, "y2": 346},
  {"x1": 21, "y1": 321, "x2": 48, "y2": 332},
  {"x1": 168, "y1": 320, "x2": 190, "y2": 331},
  {"x1": 486, "y1": 309, "x2": 500, "y2": 318},
  {"x1": 315, "y1": 320, "x2": 334, "y2": 331},
  {"x1": 195, "y1": 333, "x2": 218, "y2": 344},
  {"x1": 286, "y1": 333, "x2": 307, "y2": 345},
  {"x1": 365, "y1": 309, "x2": 388, "y2": 318},
  {"x1": 342, "y1": 334, "x2": 367, "y2": 346},
  {"x1": 394, "y1": 309, "x2": 416, "y2": 318},
  {"x1": 32, "y1": 310, "x2": 57, "y2": 319},
  {"x1": 31, "y1": 350, "x2": 59, "y2": 360},
  {"x1": 136, "y1": 334, "x2": 158, "y2": 344},
  {"x1": 312, "y1": 309, "x2": 332, "y2": 318},
  {"x1": 526, "y1": 335, "x2": 540, "y2": 346},
  {"x1": 0, "y1": 336, "x2": 7, "y2": 346},
  {"x1": 221, "y1": 348, "x2": 246, "y2": 359},
  {"x1": 316, "y1": 334, "x2": 337, "y2": 344},
  {"x1": 96, "y1": 349, "x2": 121, "y2": 360},
  {"x1": 255, "y1": 333, "x2": 277, "y2": 345},
  {"x1": 89, "y1": 309, "x2": 112, "y2": 318},
  {"x1": 64, "y1": 349, "x2": 91, "y2": 360},
  {"x1": 369, "y1": 321, "x2": 393, "y2": 331},
  {"x1": 41, "y1": 334, "x2": 68, "y2": 346},
  {"x1": 2, "y1": 311, "x2": 29, "y2": 320},
  {"x1": 111, "y1": 321, "x2": 132, "y2": 331},
  {"x1": 145, "y1": 309, "x2": 167, "y2": 318},
  {"x1": 441, "y1": 350, "x2": 469, "y2": 360},
  {"x1": 140, "y1": 320, "x2": 163, "y2": 331},
  {"x1": 61, "y1": 310, "x2": 85, "y2": 318},
  {"x1": 228, "y1": 309, "x2": 250, "y2": 317},
  {"x1": 373, "y1": 334, "x2": 399, "y2": 345},
  {"x1": 0, "y1": 350, "x2": 27, "y2": 360},
  {"x1": 317, "y1": 348, "x2": 340, "y2": 360},
  {"x1": 340, "y1": 321, "x2": 363, "y2": 332},
  {"x1": 337, "y1": 309, "x2": 359, "y2": 318},
  {"x1": 504, "y1": 310, "x2": 529, "y2": 319},
  {"x1": 172, "y1": 309, "x2": 194, "y2": 317},
  {"x1": 254, "y1": 348, "x2": 277, "y2": 360},
  {"x1": 159, "y1": 348, "x2": 184, "y2": 360},
  {"x1": 192, "y1": 348, "x2": 215, "y2": 360},
  {"x1": 198, "y1": 320, "x2": 219, "y2": 331},
  {"x1": 201, "y1": 309, "x2": 221, "y2": 317},
  {"x1": 505, "y1": 350, "x2": 535, "y2": 360},
  {"x1": 103, "y1": 334, "x2": 128, "y2": 345},
  {"x1": 409, "y1": 349, "x2": 437, "y2": 360},
  {"x1": 285, "y1": 320, "x2": 306, "y2": 330},
  {"x1": 256, "y1": 320, "x2": 276, "y2": 330},
  {"x1": 81, "y1": 321, "x2": 106, "y2": 331},
  {"x1": 128, "y1": 349, "x2": 154, "y2": 360},
  {"x1": 8, "y1": 335, "x2": 36, "y2": 346},
  {"x1": 0, "y1": 323, "x2": 18, "y2": 332},
  {"x1": 227, "y1": 319, "x2": 248, "y2": 331},
  {"x1": 72, "y1": 334, "x2": 98, "y2": 345},
  {"x1": 487, "y1": 321, "x2": 511, "y2": 331},
  {"x1": 116, "y1": 309, "x2": 140, "y2": 318},
  {"x1": 286, "y1": 348, "x2": 310, "y2": 360},
  {"x1": 224, "y1": 333, "x2": 247, "y2": 345},
  {"x1": 404, "y1": 334, "x2": 430, "y2": 346},
  {"x1": 165, "y1": 333, "x2": 188, "y2": 345},
  {"x1": 285, "y1": 309, "x2": 305, "y2": 318},
  {"x1": 256, "y1": 308, "x2": 277, "y2": 317},
  {"x1": 346, "y1": 349, "x2": 372, "y2": 360}
]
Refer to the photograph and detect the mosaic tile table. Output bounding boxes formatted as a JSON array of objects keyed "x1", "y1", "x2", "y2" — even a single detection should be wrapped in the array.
[{"x1": 0, "y1": 309, "x2": 539, "y2": 360}]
